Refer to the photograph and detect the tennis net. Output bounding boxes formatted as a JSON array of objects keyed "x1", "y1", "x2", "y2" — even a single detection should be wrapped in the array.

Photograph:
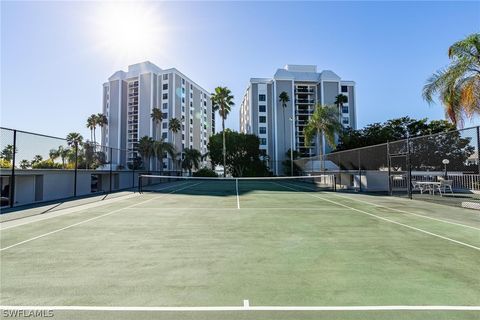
[{"x1": 138, "y1": 174, "x2": 336, "y2": 194}]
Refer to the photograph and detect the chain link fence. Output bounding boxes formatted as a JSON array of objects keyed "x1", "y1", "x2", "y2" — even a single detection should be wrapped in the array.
[
  {"x1": 0, "y1": 127, "x2": 181, "y2": 214},
  {"x1": 293, "y1": 126, "x2": 480, "y2": 208}
]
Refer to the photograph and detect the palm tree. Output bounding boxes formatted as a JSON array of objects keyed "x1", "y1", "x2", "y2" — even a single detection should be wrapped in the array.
[
  {"x1": 19, "y1": 159, "x2": 30, "y2": 169},
  {"x1": 57, "y1": 146, "x2": 69, "y2": 168},
  {"x1": 66, "y1": 132, "x2": 83, "y2": 148},
  {"x1": 334, "y1": 94, "x2": 348, "y2": 112},
  {"x1": 279, "y1": 91, "x2": 290, "y2": 155},
  {"x1": 168, "y1": 118, "x2": 181, "y2": 171},
  {"x1": 152, "y1": 139, "x2": 176, "y2": 173},
  {"x1": 0, "y1": 144, "x2": 15, "y2": 163},
  {"x1": 49, "y1": 149, "x2": 59, "y2": 162},
  {"x1": 303, "y1": 104, "x2": 342, "y2": 171},
  {"x1": 137, "y1": 136, "x2": 154, "y2": 171},
  {"x1": 86, "y1": 115, "x2": 97, "y2": 144},
  {"x1": 182, "y1": 148, "x2": 201, "y2": 176},
  {"x1": 423, "y1": 33, "x2": 480, "y2": 126},
  {"x1": 150, "y1": 108, "x2": 163, "y2": 140},
  {"x1": 31, "y1": 155, "x2": 43, "y2": 166},
  {"x1": 96, "y1": 113, "x2": 108, "y2": 146},
  {"x1": 211, "y1": 86, "x2": 234, "y2": 177}
]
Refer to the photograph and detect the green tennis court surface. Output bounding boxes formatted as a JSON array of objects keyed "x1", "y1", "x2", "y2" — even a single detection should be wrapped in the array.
[{"x1": 1, "y1": 178, "x2": 479, "y2": 320}]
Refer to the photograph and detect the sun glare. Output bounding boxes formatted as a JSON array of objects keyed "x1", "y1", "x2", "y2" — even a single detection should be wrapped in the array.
[{"x1": 92, "y1": 2, "x2": 162, "y2": 62}]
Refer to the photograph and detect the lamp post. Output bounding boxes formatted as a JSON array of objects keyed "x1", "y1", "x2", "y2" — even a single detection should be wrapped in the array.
[{"x1": 442, "y1": 159, "x2": 450, "y2": 179}]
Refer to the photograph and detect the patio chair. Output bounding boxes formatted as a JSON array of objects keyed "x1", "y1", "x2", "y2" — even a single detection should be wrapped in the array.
[
  {"x1": 437, "y1": 180, "x2": 454, "y2": 196},
  {"x1": 412, "y1": 181, "x2": 427, "y2": 194}
]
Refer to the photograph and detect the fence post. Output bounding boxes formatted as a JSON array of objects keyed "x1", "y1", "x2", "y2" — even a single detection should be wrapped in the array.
[
  {"x1": 9, "y1": 130, "x2": 17, "y2": 208},
  {"x1": 476, "y1": 126, "x2": 480, "y2": 175},
  {"x1": 109, "y1": 148, "x2": 113, "y2": 193},
  {"x1": 387, "y1": 141, "x2": 392, "y2": 196},
  {"x1": 74, "y1": 141, "x2": 78, "y2": 197},
  {"x1": 406, "y1": 138, "x2": 412, "y2": 199},
  {"x1": 357, "y1": 150, "x2": 361, "y2": 192}
]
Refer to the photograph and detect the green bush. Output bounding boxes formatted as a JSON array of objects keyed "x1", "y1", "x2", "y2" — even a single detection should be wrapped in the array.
[{"x1": 193, "y1": 167, "x2": 218, "y2": 177}]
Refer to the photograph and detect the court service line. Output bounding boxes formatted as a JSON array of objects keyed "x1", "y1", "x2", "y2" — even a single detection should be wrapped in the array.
[
  {"x1": 332, "y1": 193, "x2": 480, "y2": 231},
  {"x1": 274, "y1": 182, "x2": 480, "y2": 252},
  {"x1": 284, "y1": 182, "x2": 480, "y2": 231},
  {"x1": 236, "y1": 179, "x2": 240, "y2": 209},
  {"x1": 0, "y1": 182, "x2": 200, "y2": 252},
  {"x1": 1, "y1": 182, "x2": 192, "y2": 231},
  {"x1": 1, "y1": 305, "x2": 479, "y2": 311}
]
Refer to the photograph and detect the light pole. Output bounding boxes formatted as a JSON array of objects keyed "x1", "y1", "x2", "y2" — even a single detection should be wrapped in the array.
[
  {"x1": 289, "y1": 116, "x2": 294, "y2": 176},
  {"x1": 442, "y1": 159, "x2": 450, "y2": 179}
]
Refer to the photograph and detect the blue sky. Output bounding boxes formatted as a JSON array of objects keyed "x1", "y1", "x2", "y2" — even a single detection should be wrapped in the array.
[{"x1": 1, "y1": 1, "x2": 479, "y2": 140}]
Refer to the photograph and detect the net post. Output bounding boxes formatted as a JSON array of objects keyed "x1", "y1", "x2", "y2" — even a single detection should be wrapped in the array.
[
  {"x1": 357, "y1": 150, "x2": 361, "y2": 192},
  {"x1": 9, "y1": 129, "x2": 17, "y2": 208}
]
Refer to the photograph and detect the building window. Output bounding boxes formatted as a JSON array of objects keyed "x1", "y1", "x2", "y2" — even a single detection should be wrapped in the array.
[
  {"x1": 342, "y1": 117, "x2": 349, "y2": 124},
  {"x1": 259, "y1": 105, "x2": 266, "y2": 112},
  {"x1": 162, "y1": 122, "x2": 168, "y2": 129},
  {"x1": 182, "y1": 97, "x2": 185, "y2": 103},
  {"x1": 342, "y1": 106, "x2": 349, "y2": 113},
  {"x1": 163, "y1": 103, "x2": 168, "y2": 110},
  {"x1": 182, "y1": 87, "x2": 185, "y2": 94},
  {"x1": 259, "y1": 127, "x2": 267, "y2": 134},
  {"x1": 341, "y1": 86, "x2": 348, "y2": 93},
  {"x1": 162, "y1": 113, "x2": 168, "y2": 119},
  {"x1": 260, "y1": 138, "x2": 267, "y2": 145},
  {"x1": 163, "y1": 84, "x2": 168, "y2": 90},
  {"x1": 162, "y1": 132, "x2": 167, "y2": 139},
  {"x1": 182, "y1": 78, "x2": 185, "y2": 85},
  {"x1": 259, "y1": 116, "x2": 266, "y2": 123},
  {"x1": 163, "y1": 74, "x2": 168, "y2": 80},
  {"x1": 182, "y1": 134, "x2": 185, "y2": 140},
  {"x1": 259, "y1": 94, "x2": 266, "y2": 101},
  {"x1": 163, "y1": 93, "x2": 168, "y2": 99},
  {"x1": 190, "y1": 119, "x2": 193, "y2": 125}
]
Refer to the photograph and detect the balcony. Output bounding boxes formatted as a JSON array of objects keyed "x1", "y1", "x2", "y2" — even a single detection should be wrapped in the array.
[
  {"x1": 296, "y1": 99, "x2": 315, "y2": 104},
  {"x1": 295, "y1": 88, "x2": 314, "y2": 93}
]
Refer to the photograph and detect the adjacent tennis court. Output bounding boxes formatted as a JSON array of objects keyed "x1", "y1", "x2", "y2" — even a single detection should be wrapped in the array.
[{"x1": 1, "y1": 176, "x2": 479, "y2": 320}]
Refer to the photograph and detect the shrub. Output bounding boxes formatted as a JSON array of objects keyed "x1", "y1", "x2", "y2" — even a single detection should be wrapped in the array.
[{"x1": 193, "y1": 167, "x2": 217, "y2": 177}]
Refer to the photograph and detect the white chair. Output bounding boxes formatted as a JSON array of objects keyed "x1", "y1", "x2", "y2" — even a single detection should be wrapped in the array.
[
  {"x1": 437, "y1": 180, "x2": 454, "y2": 196},
  {"x1": 412, "y1": 181, "x2": 426, "y2": 194}
]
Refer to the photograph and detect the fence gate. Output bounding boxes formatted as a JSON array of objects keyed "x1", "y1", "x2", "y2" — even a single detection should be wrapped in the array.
[{"x1": 388, "y1": 141, "x2": 412, "y2": 198}]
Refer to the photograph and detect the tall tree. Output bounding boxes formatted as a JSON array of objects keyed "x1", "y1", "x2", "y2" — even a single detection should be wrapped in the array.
[
  {"x1": 211, "y1": 86, "x2": 234, "y2": 177},
  {"x1": 86, "y1": 114, "x2": 97, "y2": 144},
  {"x1": 182, "y1": 148, "x2": 201, "y2": 176},
  {"x1": 19, "y1": 159, "x2": 30, "y2": 169},
  {"x1": 57, "y1": 145, "x2": 69, "y2": 169},
  {"x1": 150, "y1": 108, "x2": 163, "y2": 140},
  {"x1": 423, "y1": 33, "x2": 480, "y2": 126},
  {"x1": 96, "y1": 113, "x2": 108, "y2": 146},
  {"x1": 137, "y1": 136, "x2": 154, "y2": 171},
  {"x1": 168, "y1": 117, "x2": 181, "y2": 171},
  {"x1": 49, "y1": 149, "x2": 59, "y2": 162},
  {"x1": 304, "y1": 104, "x2": 342, "y2": 170},
  {"x1": 0, "y1": 144, "x2": 15, "y2": 163},
  {"x1": 279, "y1": 91, "x2": 290, "y2": 156},
  {"x1": 334, "y1": 94, "x2": 348, "y2": 113},
  {"x1": 152, "y1": 139, "x2": 176, "y2": 172},
  {"x1": 66, "y1": 132, "x2": 83, "y2": 165}
]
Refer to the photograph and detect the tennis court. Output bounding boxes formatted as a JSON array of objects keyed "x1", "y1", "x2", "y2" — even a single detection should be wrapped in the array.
[{"x1": 1, "y1": 176, "x2": 479, "y2": 320}]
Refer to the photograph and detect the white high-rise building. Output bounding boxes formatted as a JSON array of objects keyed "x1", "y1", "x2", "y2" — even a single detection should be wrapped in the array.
[
  {"x1": 240, "y1": 64, "x2": 356, "y2": 175},
  {"x1": 101, "y1": 61, "x2": 215, "y2": 169}
]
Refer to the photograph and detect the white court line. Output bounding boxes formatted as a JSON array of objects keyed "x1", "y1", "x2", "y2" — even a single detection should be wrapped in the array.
[
  {"x1": 274, "y1": 182, "x2": 480, "y2": 252},
  {"x1": 0, "y1": 182, "x2": 200, "y2": 252},
  {"x1": 1, "y1": 182, "x2": 192, "y2": 231},
  {"x1": 1, "y1": 305, "x2": 479, "y2": 311},
  {"x1": 332, "y1": 193, "x2": 480, "y2": 231},
  {"x1": 236, "y1": 179, "x2": 240, "y2": 209},
  {"x1": 285, "y1": 182, "x2": 480, "y2": 231},
  {"x1": 243, "y1": 300, "x2": 250, "y2": 308}
]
